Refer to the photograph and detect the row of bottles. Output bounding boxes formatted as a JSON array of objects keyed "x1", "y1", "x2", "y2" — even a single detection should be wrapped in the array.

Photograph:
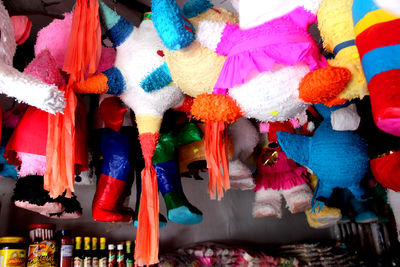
[{"x1": 73, "y1": 237, "x2": 133, "y2": 267}]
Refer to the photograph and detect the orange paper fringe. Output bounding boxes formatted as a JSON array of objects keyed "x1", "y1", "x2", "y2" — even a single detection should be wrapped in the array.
[
  {"x1": 135, "y1": 133, "x2": 160, "y2": 266},
  {"x1": 45, "y1": 87, "x2": 77, "y2": 198},
  {"x1": 63, "y1": 0, "x2": 101, "y2": 83},
  {"x1": 204, "y1": 121, "x2": 230, "y2": 200}
]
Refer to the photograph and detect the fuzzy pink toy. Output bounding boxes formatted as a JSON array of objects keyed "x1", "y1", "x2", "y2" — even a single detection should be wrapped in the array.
[
  {"x1": 35, "y1": 12, "x2": 116, "y2": 73},
  {"x1": 252, "y1": 147, "x2": 312, "y2": 218},
  {"x1": 5, "y1": 50, "x2": 65, "y2": 177}
]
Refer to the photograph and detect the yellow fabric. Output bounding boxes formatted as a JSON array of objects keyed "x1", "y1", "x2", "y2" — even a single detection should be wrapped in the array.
[
  {"x1": 354, "y1": 9, "x2": 398, "y2": 37},
  {"x1": 189, "y1": 7, "x2": 238, "y2": 29},
  {"x1": 306, "y1": 206, "x2": 341, "y2": 228},
  {"x1": 308, "y1": 206, "x2": 341, "y2": 222},
  {"x1": 317, "y1": 0, "x2": 368, "y2": 100},
  {"x1": 165, "y1": 8, "x2": 238, "y2": 97},
  {"x1": 135, "y1": 114, "x2": 162, "y2": 134},
  {"x1": 318, "y1": 0, "x2": 354, "y2": 53},
  {"x1": 329, "y1": 48, "x2": 368, "y2": 99},
  {"x1": 306, "y1": 211, "x2": 329, "y2": 228},
  {"x1": 308, "y1": 173, "x2": 318, "y2": 190},
  {"x1": 306, "y1": 173, "x2": 341, "y2": 228}
]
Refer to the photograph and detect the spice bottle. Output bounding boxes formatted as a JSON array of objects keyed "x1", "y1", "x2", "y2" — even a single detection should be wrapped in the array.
[
  {"x1": 125, "y1": 241, "x2": 133, "y2": 267},
  {"x1": 59, "y1": 230, "x2": 73, "y2": 267},
  {"x1": 83, "y1": 237, "x2": 92, "y2": 267},
  {"x1": 74, "y1": 237, "x2": 83, "y2": 267},
  {"x1": 107, "y1": 244, "x2": 115, "y2": 267},
  {"x1": 116, "y1": 244, "x2": 125, "y2": 267},
  {"x1": 92, "y1": 237, "x2": 99, "y2": 267},
  {"x1": 99, "y1": 238, "x2": 107, "y2": 267}
]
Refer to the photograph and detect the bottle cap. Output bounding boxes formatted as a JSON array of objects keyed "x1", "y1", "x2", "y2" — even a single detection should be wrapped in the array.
[
  {"x1": 75, "y1": 236, "x2": 82, "y2": 241},
  {"x1": 100, "y1": 237, "x2": 106, "y2": 243},
  {"x1": 117, "y1": 244, "x2": 123, "y2": 250},
  {"x1": 92, "y1": 237, "x2": 98, "y2": 242},
  {"x1": 108, "y1": 244, "x2": 115, "y2": 250},
  {"x1": 60, "y1": 230, "x2": 71, "y2": 236}
]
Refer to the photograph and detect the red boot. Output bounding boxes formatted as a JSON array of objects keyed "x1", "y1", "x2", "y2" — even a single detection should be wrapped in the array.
[{"x1": 92, "y1": 174, "x2": 133, "y2": 222}]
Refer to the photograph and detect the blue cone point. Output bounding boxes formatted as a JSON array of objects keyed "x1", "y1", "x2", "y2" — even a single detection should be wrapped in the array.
[
  {"x1": 99, "y1": 0, "x2": 133, "y2": 47},
  {"x1": 140, "y1": 63, "x2": 172, "y2": 92},
  {"x1": 104, "y1": 67, "x2": 127, "y2": 96},
  {"x1": 152, "y1": 0, "x2": 195, "y2": 50},
  {"x1": 183, "y1": 0, "x2": 213, "y2": 19}
]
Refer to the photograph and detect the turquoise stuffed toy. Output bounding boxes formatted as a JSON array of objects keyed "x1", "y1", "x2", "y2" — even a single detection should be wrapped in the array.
[{"x1": 277, "y1": 104, "x2": 370, "y2": 208}]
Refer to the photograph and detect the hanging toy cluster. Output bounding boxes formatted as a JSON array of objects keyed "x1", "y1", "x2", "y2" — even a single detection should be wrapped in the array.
[{"x1": 1, "y1": 0, "x2": 400, "y2": 265}]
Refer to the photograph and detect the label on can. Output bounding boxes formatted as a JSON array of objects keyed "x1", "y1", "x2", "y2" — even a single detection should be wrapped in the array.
[
  {"x1": 92, "y1": 257, "x2": 99, "y2": 267},
  {"x1": 74, "y1": 257, "x2": 83, "y2": 267},
  {"x1": 0, "y1": 249, "x2": 26, "y2": 267},
  {"x1": 117, "y1": 254, "x2": 124, "y2": 263},
  {"x1": 126, "y1": 259, "x2": 133, "y2": 267},
  {"x1": 27, "y1": 241, "x2": 56, "y2": 267},
  {"x1": 84, "y1": 257, "x2": 91, "y2": 267},
  {"x1": 61, "y1": 245, "x2": 73, "y2": 258},
  {"x1": 99, "y1": 257, "x2": 107, "y2": 267}
]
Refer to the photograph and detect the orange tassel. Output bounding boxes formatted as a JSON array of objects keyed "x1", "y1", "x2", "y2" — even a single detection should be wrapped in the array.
[
  {"x1": 45, "y1": 0, "x2": 101, "y2": 198},
  {"x1": 135, "y1": 133, "x2": 160, "y2": 266},
  {"x1": 45, "y1": 87, "x2": 77, "y2": 198},
  {"x1": 63, "y1": 0, "x2": 101, "y2": 83},
  {"x1": 204, "y1": 121, "x2": 230, "y2": 200}
]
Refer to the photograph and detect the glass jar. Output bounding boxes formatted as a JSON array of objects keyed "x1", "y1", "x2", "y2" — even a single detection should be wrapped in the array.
[
  {"x1": 0, "y1": 236, "x2": 26, "y2": 267},
  {"x1": 27, "y1": 223, "x2": 56, "y2": 267}
]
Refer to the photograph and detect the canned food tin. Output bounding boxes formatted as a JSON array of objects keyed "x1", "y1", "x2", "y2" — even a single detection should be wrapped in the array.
[{"x1": 0, "y1": 237, "x2": 26, "y2": 267}]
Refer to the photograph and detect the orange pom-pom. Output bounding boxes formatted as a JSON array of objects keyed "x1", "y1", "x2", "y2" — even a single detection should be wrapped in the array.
[
  {"x1": 299, "y1": 66, "x2": 351, "y2": 104},
  {"x1": 75, "y1": 73, "x2": 109, "y2": 94},
  {"x1": 191, "y1": 94, "x2": 242, "y2": 123}
]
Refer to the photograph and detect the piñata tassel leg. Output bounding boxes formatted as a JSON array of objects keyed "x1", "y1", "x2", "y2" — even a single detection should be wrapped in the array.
[
  {"x1": 134, "y1": 115, "x2": 162, "y2": 266},
  {"x1": 191, "y1": 93, "x2": 242, "y2": 200},
  {"x1": 204, "y1": 121, "x2": 230, "y2": 200}
]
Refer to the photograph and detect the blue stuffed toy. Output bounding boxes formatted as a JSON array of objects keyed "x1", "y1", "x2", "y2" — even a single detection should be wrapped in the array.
[{"x1": 277, "y1": 104, "x2": 370, "y2": 208}]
